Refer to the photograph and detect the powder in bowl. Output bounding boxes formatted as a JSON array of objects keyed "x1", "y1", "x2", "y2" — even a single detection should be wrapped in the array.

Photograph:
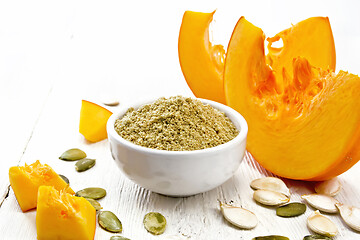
[{"x1": 114, "y1": 96, "x2": 239, "y2": 151}]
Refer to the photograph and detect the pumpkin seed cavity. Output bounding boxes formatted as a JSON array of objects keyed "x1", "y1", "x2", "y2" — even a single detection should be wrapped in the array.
[
  {"x1": 59, "y1": 174, "x2": 69, "y2": 185},
  {"x1": 219, "y1": 201, "x2": 258, "y2": 229},
  {"x1": 75, "y1": 158, "x2": 96, "y2": 172},
  {"x1": 336, "y1": 203, "x2": 360, "y2": 232},
  {"x1": 250, "y1": 177, "x2": 290, "y2": 197},
  {"x1": 85, "y1": 198, "x2": 102, "y2": 211},
  {"x1": 252, "y1": 235, "x2": 289, "y2": 240},
  {"x1": 143, "y1": 212, "x2": 166, "y2": 235},
  {"x1": 75, "y1": 187, "x2": 106, "y2": 200},
  {"x1": 98, "y1": 211, "x2": 122, "y2": 233},
  {"x1": 314, "y1": 178, "x2": 341, "y2": 197},
  {"x1": 110, "y1": 235, "x2": 130, "y2": 240},
  {"x1": 303, "y1": 235, "x2": 332, "y2": 240},
  {"x1": 276, "y1": 202, "x2": 306, "y2": 217},
  {"x1": 307, "y1": 210, "x2": 338, "y2": 237},
  {"x1": 253, "y1": 189, "x2": 289, "y2": 206},
  {"x1": 59, "y1": 148, "x2": 87, "y2": 161},
  {"x1": 301, "y1": 194, "x2": 339, "y2": 213}
]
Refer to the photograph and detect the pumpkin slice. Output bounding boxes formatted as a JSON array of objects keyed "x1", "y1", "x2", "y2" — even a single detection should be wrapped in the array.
[
  {"x1": 79, "y1": 100, "x2": 112, "y2": 142},
  {"x1": 36, "y1": 186, "x2": 96, "y2": 240},
  {"x1": 178, "y1": 10, "x2": 226, "y2": 104},
  {"x1": 9, "y1": 160, "x2": 74, "y2": 212},
  {"x1": 267, "y1": 17, "x2": 336, "y2": 92},
  {"x1": 224, "y1": 17, "x2": 360, "y2": 180}
]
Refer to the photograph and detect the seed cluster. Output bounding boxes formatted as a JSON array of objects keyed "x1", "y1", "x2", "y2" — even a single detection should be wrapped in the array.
[{"x1": 114, "y1": 96, "x2": 239, "y2": 151}]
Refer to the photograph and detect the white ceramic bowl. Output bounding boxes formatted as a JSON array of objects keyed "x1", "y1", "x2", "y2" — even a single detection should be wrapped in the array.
[{"x1": 107, "y1": 98, "x2": 248, "y2": 196}]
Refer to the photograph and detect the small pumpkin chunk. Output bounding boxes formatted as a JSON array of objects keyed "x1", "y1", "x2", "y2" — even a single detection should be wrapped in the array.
[
  {"x1": 9, "y1": 160, "x2": 74, "y2": 212},
  {"x1": 79, "y1": 100, "x2": 113, "y2": 142},
  {"x1": 36, "y1": 186, "x2": 96, "y2": 240}
]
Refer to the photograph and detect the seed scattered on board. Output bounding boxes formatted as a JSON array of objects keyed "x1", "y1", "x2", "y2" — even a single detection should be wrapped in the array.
[
  {"x1": 143, "y1": 212, "x2": 166, "y2": 235},
  {"x1": 59, "y1": 148, "x2": 87, "y2": 161},
  {"x1": 250, "y1": 177, "x2": 290, "y2": 197},
  {"x1": 276, "y1": 203, "x2": 306, "y2": 217},
  {"x1": 253, "y1": 189, "x2": 290, "y2": 206},
  {"x1": 75, "y1": 158, "x2": 96, "y2": 172},
  {"x1": 85, "y1": 198, "x2": 102, "y2": 211},
  {"x1": 336, "y1": 203, "x2": 360, "y2": 232},
  {"x1": 252, "y1": 235, "x2": 289, "y2": 240},
  {"x1": 98, "y1": 211, "x2": 123, "y2": 233},
  {"x1": 307, "y1": 210, "x2": 338, "y2": 237},
  {"x1": 303, "y1": 235, "x2": 332, "y2": 240},
  {"x1": 110, "y1": 236, "x2": 130, "y2": 240},
  {"x1": 301, "y1": 194, "x2": 339, "y2": 213},
  {"x1": 59, "y1": 174, "x2": 69, "y2": 184},
  {"x1": 75, "y1": 187, "x2": 106, "y2": 200},
  {"x1": 314, "y1": 178, "x2": 341, "y2": 197},
  {"x1": 219, "y1": 201, "x2": 258, "y2": 229}
]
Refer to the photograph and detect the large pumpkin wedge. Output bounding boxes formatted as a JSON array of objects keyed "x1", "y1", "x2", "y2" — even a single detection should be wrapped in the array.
[
  {"x1": 9, "y1": 160, "x2": 74, "y2": 212},
  {"x1": 178, "y1": 10, "x2": 226, "y2": 104},
  {"x1": 36, "y1": 186, "x2": 96, "y2": 240},
  {"x1": 224, "y1": 17, "x2": 360, "y2": 180}
]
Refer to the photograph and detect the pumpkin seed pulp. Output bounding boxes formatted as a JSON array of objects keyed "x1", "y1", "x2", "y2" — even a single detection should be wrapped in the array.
[
  {"x1": 59, "y1": 148, "x2": 87, "y2": 161},
  {"x1": 75, "y1": 187, "x2": 106, "y2": 200},
  {"x1": 98, "y1": 211, "x2": 122, "y2": 233},
  {"x1": 75, "y1": 158, "x2": 96, "y2": 172},
  {"x1": 143, "y1": 212, "x2": 166, "y2": 235}
]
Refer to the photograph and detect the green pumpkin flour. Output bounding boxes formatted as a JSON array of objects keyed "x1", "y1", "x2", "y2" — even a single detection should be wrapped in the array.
[{"x1": 114, "y1": 96, "x2": 239, "y2": 151}]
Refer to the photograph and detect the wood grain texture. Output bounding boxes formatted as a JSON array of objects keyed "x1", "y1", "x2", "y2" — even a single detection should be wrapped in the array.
[{"x1": 0, "y1": 0, "x2": 360, "y2": 239}]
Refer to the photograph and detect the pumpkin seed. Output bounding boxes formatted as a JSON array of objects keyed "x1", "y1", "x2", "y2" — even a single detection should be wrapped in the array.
[
  {"x1": 301, "y1": 194, "x2": 339, "y2": 213},
  {"x1": 303, "y1": 235, "x2": 332, "y2": 240},
  {"x1": 314, "y1": 178, "x2": 341, "y2": 197},
  {"x1": 85, "y1": 198, "x2": 102, "y2": 211},
  {"x1": 59, "y1": 148, "x2": 86, "y2": 161},
  {"x1": 75, "y1": 158, "x2": 96, "y2": 172},
  {"x1": 219, "y1": 201, "x2": 258, "y2": 229},
  {"x1": 335, "y1": 203, "x2": 360, "y2": 232},
  {"x1": 59, "y1": 174, "x2": 69, "y2": 184},
  {"x1": 143, "y1": 212, "x2": 166, "y2": 235},
  {"x1": 253, "y1": 189, "x2": 289, "y2": 206},
  {"x1": 307, "y1": 210, "x2": 338, "y2": 237},
  {"x1": 276, "y1": 202, "x2": 306, "y2": 217},
  {"x1": 252, "y1": 236, "x2": 289, "y2": 240},
  {"x1": 102, "y1": 97, "x2": 120, "y2": 106},
  {"x1": 75, "y1": 187, "x2": 106, "y2": 200},
  {"x1": 110, "y1": 236, "x2": 130, "y2": 240},
  {"x1": 250, "y1": 177, "x2": 290, "y2": 197},
  {"x1": 98, "y1": 211, "x2": 122, "y2": 233}
]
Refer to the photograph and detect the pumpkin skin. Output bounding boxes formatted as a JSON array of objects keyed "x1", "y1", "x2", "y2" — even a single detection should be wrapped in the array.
[
  {"x1": 224, "y1": 17, "x2": 360, "y2": 180},
  {"x1": 178, "y1": 10, "x2": 226, "y2": 104},
  {"x1": 79, "y1": 100, "x2": 112, "y2": 142},
  {"x1": 9, "y1": 160, "x2": 74, "y2": 212},
  {"x1": 36, "y1": 186, "x2": 96, "y2": 240}
]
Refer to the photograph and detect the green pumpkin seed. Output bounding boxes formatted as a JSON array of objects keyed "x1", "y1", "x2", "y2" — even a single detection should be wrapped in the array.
[
  {"x1": 75, "y1": 187, "x2": 106, "y2": 200},
  {"x1": 143, "y1": 212, "x2": 166, "y2": 235},
  {"x1": 59, "y1": 174, "x2": 69, "y2": 185},
  {"x1": 276, "y1": 202, "x2": 306, "y2": 217},
  {"x1": 85, "y1": 198, "x2": 102, "y2": 211},
  {"x1": 75, "y1": 158, "x2": 96, "y2": 172},
  {"x1": 252, "y1": 236, "x2": 289, "y2": 240},
  {"x1": 59, "y1": 148, "x2": 87, "y2": 161},
  {"x1": 110, "y1": 236, "x2": 130, "y2": 240},
  {"x1": 98, "y1": 211, "x2": 122, "y2": 233},
  {"x1": 303, "y1": 235, "x2": 332, "y2": 240}
]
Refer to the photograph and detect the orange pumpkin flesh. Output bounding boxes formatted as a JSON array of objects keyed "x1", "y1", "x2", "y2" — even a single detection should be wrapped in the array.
[
  {"x1": 9, "y1": 160, "x2": 74, "y2": 212},
  {"x1": 224, "y1": 17, "x2": 360, "y2": 180},
  {"x1": 178, "y1": 11, "x2": 226, "y2": 104},
  {"x1": 79, "y1": 100, "x2": 112, "y2": 142},
  {"x1": 36, "y1": 186, "x2": 96, "y2": 240},
  {"x1": 267, "y1": 17, "x2": 336, "y2": 92}
]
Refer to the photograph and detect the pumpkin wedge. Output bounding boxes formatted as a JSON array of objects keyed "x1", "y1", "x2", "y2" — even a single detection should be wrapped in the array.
[
  {"x1": 9, "y1": 160, "x2": 74, "y2": 212},
  {"x1": 79, "y1": 100, "x2": 112, "y2": 142},
  {"x1": 224, "y1": 17, "x2": 360, "y2": 180},
  {"x1": 178, "y1": 10, "x2": 226, "y2": 104},
  {"x1": 36, "y1": 186, "x2": 96, "y2": 240},
  {"x1": 267, "y1": 17, "x2": 336, "y2": 92}
]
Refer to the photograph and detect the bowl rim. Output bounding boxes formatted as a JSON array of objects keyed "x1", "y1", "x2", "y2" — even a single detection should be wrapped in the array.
[{"x1": 106, "y1": 97, "x2": 248, "y2": 156}]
